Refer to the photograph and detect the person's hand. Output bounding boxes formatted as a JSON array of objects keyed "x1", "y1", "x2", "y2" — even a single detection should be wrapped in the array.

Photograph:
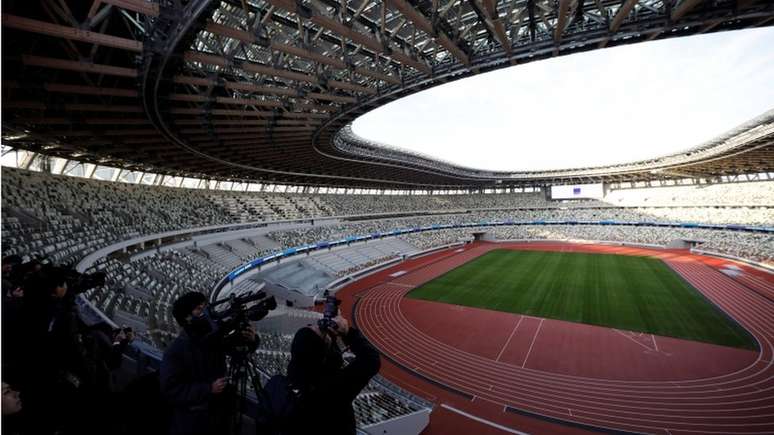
[
  {"x1": 241, "y1": 325, "x2": 256, "y2": 342},
  {"x1": 11, "y1": 287, "x2": 23, "y2": 298},
  {"x1": 331, "y1": 316, "x2": 349, "y2": 336},
  {"x1": 211, "y1": 377, "x2": 227, "y2": 394}
]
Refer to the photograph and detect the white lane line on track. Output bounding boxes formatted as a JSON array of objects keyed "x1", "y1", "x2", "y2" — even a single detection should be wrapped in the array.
[
  {"x1": 356, "y1": 252, "x2": 774, "y2": 432},
  {"x1": 651, "y1": 334, "x2": 659, "y2": 352},
  {"x1": 496, "y1": 316, "x2": 524, "y2": 362},
  {"x1": 366, "y1": 260, "x2": 768, "y2": 394},
  {"x1": 521, "y1": 318, "x2": 544, "y2": 368},
  {"x1": 388, "y1": 282, "x2": 415, "y2": 288},
  {"x1": 440, "y1": 404, "x2": 530, "y2": 435},
  {"x1": 613, "y1": 329, "x2": 655, "y2": 352}
]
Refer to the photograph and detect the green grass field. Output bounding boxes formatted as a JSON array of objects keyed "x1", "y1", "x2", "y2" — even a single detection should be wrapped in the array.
[{"x1": 408, "y1": 250, "x2": 755, "y2": 349}]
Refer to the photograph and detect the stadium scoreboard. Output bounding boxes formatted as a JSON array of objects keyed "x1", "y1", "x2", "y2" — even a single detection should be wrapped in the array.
[{"x1": 550, "y1": 183, "x2": 604, "y2": 200}]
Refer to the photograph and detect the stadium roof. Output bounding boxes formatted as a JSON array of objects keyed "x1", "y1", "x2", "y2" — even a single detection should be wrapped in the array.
[{"x1": 2, "y1": 0, "x2": 774, "y2": 189}]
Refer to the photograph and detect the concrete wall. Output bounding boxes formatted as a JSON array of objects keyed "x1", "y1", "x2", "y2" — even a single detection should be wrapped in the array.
[{"x1": 361, "y1": 409, "x2": 431, "y2": 435}]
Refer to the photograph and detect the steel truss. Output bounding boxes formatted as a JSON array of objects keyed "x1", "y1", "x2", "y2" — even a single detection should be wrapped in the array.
[{"x1": 2, "y1": 0, "x2": 773, "y2": 188}]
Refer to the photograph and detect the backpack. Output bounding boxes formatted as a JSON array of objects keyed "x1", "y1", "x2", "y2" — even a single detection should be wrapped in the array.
[{"x1": 255, "y1": 374, "x2": 305, "y2": 435}]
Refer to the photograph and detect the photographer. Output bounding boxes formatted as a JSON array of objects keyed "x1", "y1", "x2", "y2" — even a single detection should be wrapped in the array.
[
  {"x1": 2, "y1": 382, "x2": 24, "y2": 435},
  {"x1": 160, "y1": 292, "x2": 257, "y2": 435},
  {"x1": 18, "y1": 266, "x2": 94, "y2": 434},
  {"x1": 88, "y1": 322, "x2": 135, "y2": 394},
  {"x1": 2, "y1": 256, "x2": 25, "y2": 382},
  {"x1": 257, "y1": 308, "x2": 380, "y2": 435}
]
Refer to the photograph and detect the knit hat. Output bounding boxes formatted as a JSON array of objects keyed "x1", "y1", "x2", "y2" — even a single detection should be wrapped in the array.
[
  {"x1": 288, "y1": 327, "x2": 333, "y2": 387},
  {"x1": 172, "y1": 292, "x2": 207, "y2": 326}
]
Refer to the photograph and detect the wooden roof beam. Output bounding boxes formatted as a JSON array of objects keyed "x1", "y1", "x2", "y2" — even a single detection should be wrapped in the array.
[
  {"x1": 310, "y1": 15, "x2": 383, "y2": 53},
  {"x1": 22, "y1": 55, "x2": 138, "y2": 78},
  {"x1": 44, "y1": 83, "x2": 138, "y2": 97},
  {"x1": 271, "y1": 41, "x2": 348, "y2": 69},
  {"x1": 471, "y1": 0, "x2": 512, "y2": 55},
  {"x1": 212, "y1": 109, "x2": 275, "y2": 117},
  {"x1": 184, "y1": 51, "x2": 319, "y2": 84},
  {"x1": 388, "y1": 50, "x2": 432, "y2": 75},
  {"x1": 282, "y1": 112, "x2": 329, "y2": 119},
  {"x1": 65, "y1": 104, "x2": 143, "y2": 112},
  {"x1": 293, "y1": 102, "x2": 337, "y2": 112},
  {"x1": 2, "y1": 14, "x2": 143, "y2": 52},
  {"x1": 353, "y1": 67, "x2": 401, "y2": 85},
  {"x1": 327, "y1": 79, "x2": 377, "y2": 94},
  {"x1": 3, "y1": 101, "x2": 47, "y2": 110},
  {"x1": 386, "y1": 0, "x2": 467, "y2": 66},
  {"x1": 308, "y1": 92, "x2": 357, "y2": 103},
  {"x1": 99, "y1": 0, "x2": 160, "y2": 16},
  {"x1": 224, "y1": 81, "x2": 298, "y2": 96},
  {"x1": 241, "y1": 62, "x2": 319, "y2": 84},
  {"x1": 215, "y1": 96, "x2": 285, "y2": 108},
  {"x1": 261, "y1": 0, "x2": 401, "y2": 83},
  {"x1": 610, "y1": 0, "x2": 639, "y2": 32},
  {"x1": 173, "y1": 75, "x2": 215, "y2": 86},
  {"x1": 672, "y1": 0, "x2": 704, "y2": 21},
  {"x1": 207, "y1": 22, "x2": 346, "y2": 70},
  {"x1": 554, "y1": 0, "x2": 572, "y2": 42},
  {"x1": 206, "y1": 21, "x2": 395, "y2": 87}
]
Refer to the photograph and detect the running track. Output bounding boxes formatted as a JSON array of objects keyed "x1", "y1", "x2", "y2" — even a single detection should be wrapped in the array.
[{"x1": 344, "y1": 242, "x2": 774, "y2": 434}]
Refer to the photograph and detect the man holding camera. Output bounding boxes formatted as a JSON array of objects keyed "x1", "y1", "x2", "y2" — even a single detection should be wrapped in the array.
[
  {"x1": 161, "y1": 291, "x2": 257, "y2": 435},
  {"x1": 257, "y1": 299, "x2": 381, "y2": 435}
]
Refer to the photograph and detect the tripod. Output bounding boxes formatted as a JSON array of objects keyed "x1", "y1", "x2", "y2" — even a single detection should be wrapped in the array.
[{"x1": 225, "y1": 347, "x2": 265, "y2": 435}]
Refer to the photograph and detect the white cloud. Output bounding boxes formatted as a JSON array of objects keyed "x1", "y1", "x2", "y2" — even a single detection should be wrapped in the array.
[{"x1": 352, "y1": 27, "x2": 774, "y2": 171}]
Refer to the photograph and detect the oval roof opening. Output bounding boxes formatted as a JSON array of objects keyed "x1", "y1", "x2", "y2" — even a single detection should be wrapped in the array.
[{"x1": 352, "y1": 27, "x2": 774, "y2": 172}]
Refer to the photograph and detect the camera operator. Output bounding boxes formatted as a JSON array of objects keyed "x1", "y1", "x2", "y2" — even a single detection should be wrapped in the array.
[
  {"x1": 18, "y1": 266, "x2": 92, "y2": 434},
  {"x1": 2, "y1": 255, "x2": 23, "y2": 299},
  {"x1": 88, "y1": 322, "x2": 135, "y2": 394},
  {"x1": 256, "y1": 307, "x2": 380, "y2": 435},
  {"x1": 2, "y1": 256, "x2": 25, "y2": 382},
  {"x1": 161, "y1": 292, "x2": 257, "y2": 435}
]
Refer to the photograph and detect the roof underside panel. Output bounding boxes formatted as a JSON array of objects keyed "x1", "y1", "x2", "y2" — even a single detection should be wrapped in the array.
[{"x1": 2, "y1": 0, "x2": 774, "y2": 188}]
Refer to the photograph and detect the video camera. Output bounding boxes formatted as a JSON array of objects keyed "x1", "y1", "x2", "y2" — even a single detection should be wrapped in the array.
[
  {"x1": 60, "y1": 267, "x2": 107, "y2": 295},
  {"x1": 209, "y1": 290, "x2": 277, "y2": 352},
  {"x1": 317, "y1": 295, "x2": 341, "y2": 332},
  {"x1": 17, "y1": 260, "x2": 106, "y2": 297}
]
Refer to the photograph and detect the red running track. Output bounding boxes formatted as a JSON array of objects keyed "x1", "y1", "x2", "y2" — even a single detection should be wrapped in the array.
[{"x1": 340, "y1": 242, "x2": 774, "y2": 434}]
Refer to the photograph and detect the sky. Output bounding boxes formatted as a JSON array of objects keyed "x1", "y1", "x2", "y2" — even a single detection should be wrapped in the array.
[{"x1": 352, "y1": 27, "x2": 774, "y2": 172}]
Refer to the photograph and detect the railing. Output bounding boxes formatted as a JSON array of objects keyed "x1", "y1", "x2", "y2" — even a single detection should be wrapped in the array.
[{"x1": 214, "y1": 220, "x2": 774, "y2": 297}]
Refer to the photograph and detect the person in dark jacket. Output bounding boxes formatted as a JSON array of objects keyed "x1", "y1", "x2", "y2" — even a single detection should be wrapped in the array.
[
  {"x1": 17, "y1": 266, "x2": 89, "y2": 435},
  {"x1": 160, "y1": 292, "x2": 256, "y2": 435},
  {"x1": 275, "y1": 314, "x2": 381, "y2": 435},
  {"x1": 2, "y1": 382, "x2": 24, "y2": 435}
]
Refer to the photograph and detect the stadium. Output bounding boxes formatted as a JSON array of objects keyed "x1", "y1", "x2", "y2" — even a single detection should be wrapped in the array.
[{"x1": 1, "y1": 0, "x2": 773, "y2": 434}]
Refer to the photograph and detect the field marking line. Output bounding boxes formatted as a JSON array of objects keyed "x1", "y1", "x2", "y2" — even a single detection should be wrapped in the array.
[
  {"x1": 613, "y1": 329, "x2": 655, "y2": 352},
  {"x1": 521, "y1": 318, "x2": 544, "y2": 368},
  {"x1": 440, "y1": 404, "x2": 530, "y2": 435},
  {"x1": 496, "y1": 316, "x2": 524, "y2": 362},
  {"x1": 651, "y1": 334, "x2": 659, "y2": 352},
  {"x1": 388, "y1": 282, "x2": 415, "y2": 288}
]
